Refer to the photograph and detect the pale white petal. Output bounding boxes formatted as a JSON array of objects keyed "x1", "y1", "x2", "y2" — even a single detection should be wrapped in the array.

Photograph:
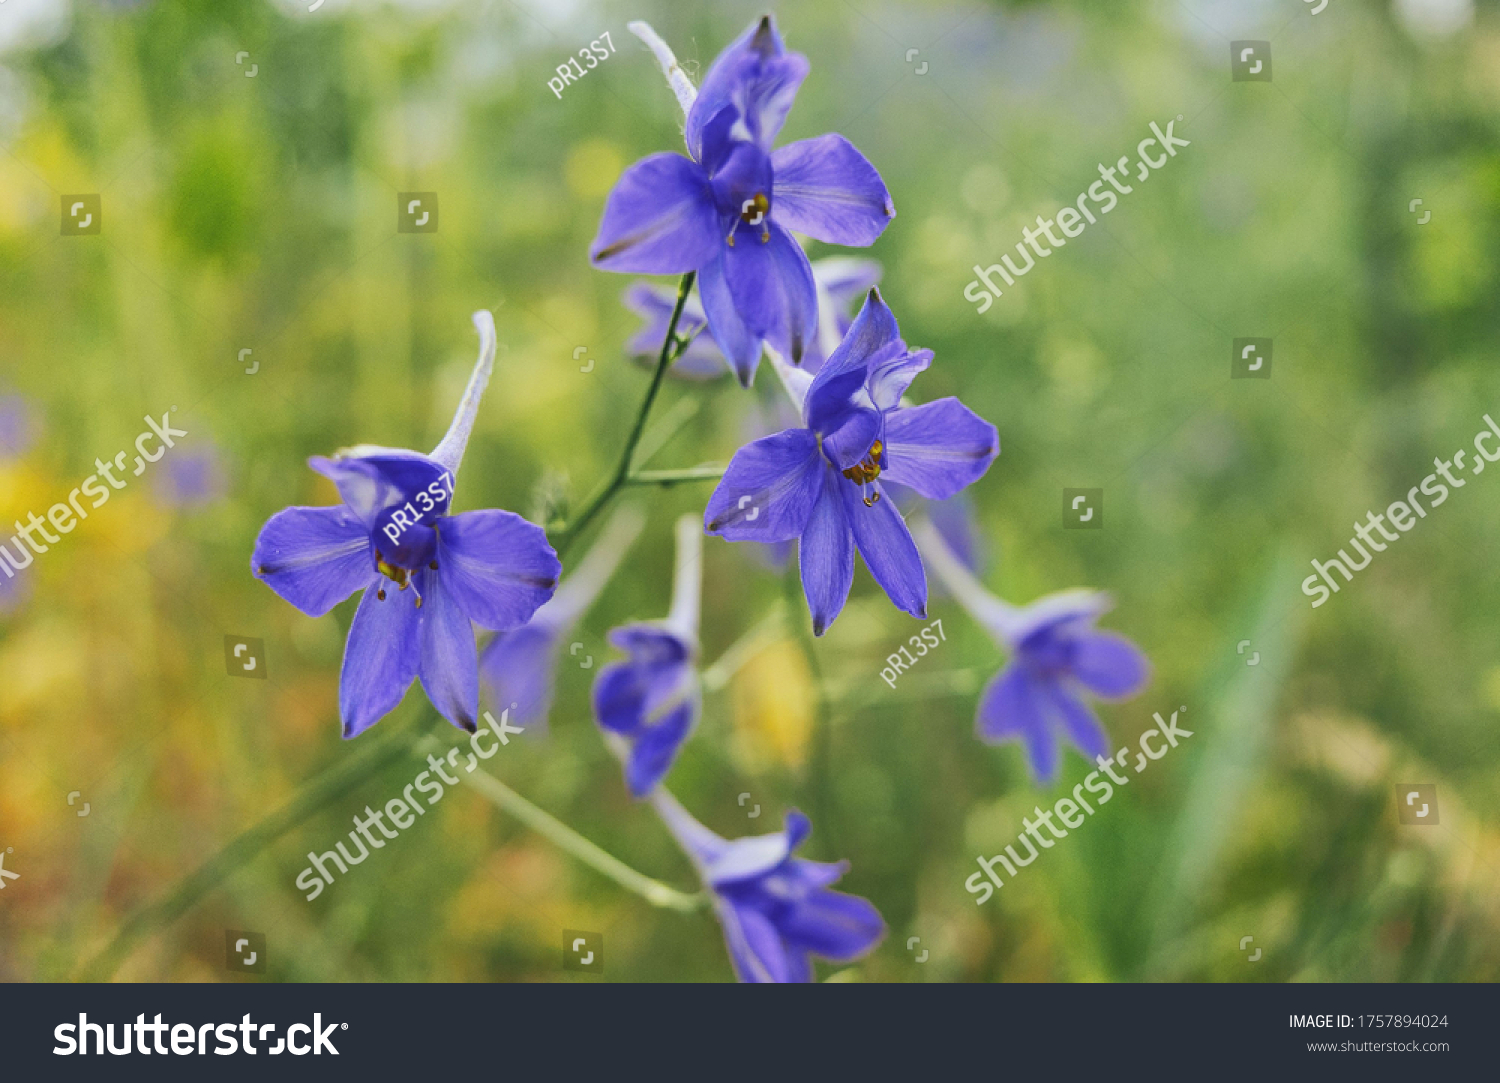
[
  {"x1": 628, "y1": 21, "x2": 697, "y2": 118},
  {"x1": 430, "y1": 310, "x2": 497, "y2": 477}
]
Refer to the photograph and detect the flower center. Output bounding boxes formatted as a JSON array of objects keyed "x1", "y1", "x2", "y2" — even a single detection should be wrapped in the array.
[
  {"x1": 739, "y1": 192, "x2": 769, "y2": 226},
  {"x1": 728, "y1": 192, "x2": 771, "y2": 247},
  {"x1": 374, "y1": 548, "x2": 436, "y2": 607},
  {"x1": 842, "y1": 439, "x2": 884, "y2": 507}
]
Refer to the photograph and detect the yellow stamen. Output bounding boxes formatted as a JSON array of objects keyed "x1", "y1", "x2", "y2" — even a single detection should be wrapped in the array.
[
  {"x1": 739, "y1": 192, "x2": 769, "y2": 225},
  {"x1": 842, "y1": 439, "x2": 884, "y2": 486}
]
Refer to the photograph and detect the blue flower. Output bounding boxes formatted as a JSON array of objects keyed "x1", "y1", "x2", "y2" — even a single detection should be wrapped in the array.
[
  {"x1": 478, "y1": 504, "x2": 645, "y2": 733},
  {"x1": 0, "y1": 393, "x2": 37, "y2": 461},
  {"x1": 252, "y1": 312, "x2": 561, "y2": 738},
  {"x1": 623, "y1": 257, "x2": 883, "y2": 381},
  {"x1": 915, "y1": 519, "x2": 1150, "y2": 783},
  {"x1": 592, "y1": 17, "x2": 895, "y2": 386},
  {"x1": 704, "y1": 288, "x2": 998, "y2": 634},
  {"x1": 0, "y1": 562, "x2": 29, "y2": 616},
  {"x1": 593, "y1": 515, "x2": 701, "y2": 796},
  {"x1": 653, "y1": 793, "x2": 885, "y2": 982},
  {"x1": 155, "y1": 440, "x2": 227, "y2": 507}
]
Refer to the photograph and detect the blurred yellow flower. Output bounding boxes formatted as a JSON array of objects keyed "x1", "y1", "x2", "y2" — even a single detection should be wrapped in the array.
[{"x1": 731, "y1": 638, "x2": 813, "y2": 772}]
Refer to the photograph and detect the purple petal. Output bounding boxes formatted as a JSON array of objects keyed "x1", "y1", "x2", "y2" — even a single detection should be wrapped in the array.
[
  {"x1": 977, "y1": 664, "x2": 1061, "y2": 781},
  {"x1": 590, "y1": 153, "x2": 719, "y2": 274},
  {"x1": 435, "y1": 509, "x2": 559, "y2": 631},
  {"x1": 593, "y1": 660, "x2": 647, "y2": 736},
  {"x1": 866, "y1": 347, "x2": 932, "y2": 412},
  {"x1": 723, "y1": 222, "x2": 817, "y2": 365},
  {"x1": 624, "y1": 696, "x2": 697, "y2": 797},
  {"x1": 719, "y1": 901, "x2": 794, "y2": 983},
  {"x1": 777, "y1": 888, "x2": 886, "y2": 962},
  {"x1": 798, "y1": 468, "x2": 855, "y2": 636},
  {"x1": 623, "y1": 282, "x2": 718, "y2": 372},
  {"x1": 608, "y1": 624, "x2": 693, "y2": 669},
  {"x1": 1010, "y1": 591, "x2": 1111, "y2": 648},
  {"x1": 414, "y1": 567, "x2": 479, "y2": 732},
  {"x1": 252, "y1": 505, "x2": 371, "y2": 617},
  {"x1": 916, "y1": 489, "x2": 984, "y2": 575},
  {"x1": 881, "y1": 398, "x2": 1000, "y2": 500},
  {"x1": 805, "y1": 287, "x2": 900, "y2": 418},
  {"x1": 339, "y1": 583, "x2": 421, "y2": 738},
  {"x1": 310, "y1": 452, "x2": 449, "y2": 529},
  {"x1": 478, "y1": 622, "x2": 560, "y2": 731},
  {"x1": 1044, "y1": 683, "x2": 1109, "y2": 760},
  {"x1": 841, "y1": 482, "x2": 926, "y2": 620},
  {"x1": 805, "y1": 366, "x2": 877, "y2": 457},
  {"x1": 707, "y1": 833, "x2": 797, "y2": 886},
  {"x1": 686, "y1": 16, "x2": 808, "y2": 160},
  {"x1": 784, "y1": 808, "x2": 812, "y2": 851},
  {"x1": 1072, "y1": 629, "x2": 1150, "y2": 699},
  {"x1": 782, "y1": 949, "x2": 814, "y2": 983},
  {"x1": 770, "y1": 134, "x2": 895, "y2": 246},
  {"x1": 704, "y1": 428, "x2": 823, "y2": 541},
  {"x1": 813, "y1": 257, "x2": 883, "y2": 308},
  {"x1": 699, "y1": 250, "x2": 762, "y2": 385},
  {"x1": 765, "y1": 225, "x2": 819, "y2": 365}
]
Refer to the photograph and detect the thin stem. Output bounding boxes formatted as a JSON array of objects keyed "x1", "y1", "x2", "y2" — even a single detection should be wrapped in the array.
[
  {"x1": 539, "y1": 502, "x2": 646, "y2": 633},
  {"x1": 625, "y1": 465, "x2": 726, "y2": 486},
  {"x1": 630, "y1": 393, "x2": 701, "y2": 469},
  {"x1": 700, "y1": 600, "x2": 786, "y2": 693},
  {"x1": 910, "y1": 516, "x2": 1019, "y2": 639},
  {"x1": 418, "y1": 737, "x2": 706, "y2": 913},
  {"x1": 78, "y1": 713, "x2": 435, "y2": 981},
  {"x1": 553, "y1": 271, "x2": 696, "y2": 559}
]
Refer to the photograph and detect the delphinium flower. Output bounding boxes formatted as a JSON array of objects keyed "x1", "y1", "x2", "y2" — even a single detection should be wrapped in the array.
[
  {"x1": 0, "y1": 561, "x2": 28, "y2": 615},
  {"x1": 591, "y1": 17, "x2": 895, "y2": 386},
  {"x1": 252, "y1": 312, "x2": 561, "y2": 738},
  {"x1": 154, "y1": 441, "x2": 227, "y2": 508},
  {"x1": 478, "y1": 503, "x2": 644, "y2": 732},
  {"x1": 592, "y1": 514, "x2": 702, "y2": 797},
  {"x1": 623, "y1": 257, "x2": 883, "y2": 381},
  {"x1": 914, "y1": 517, "x2": 1149, "y2": 783},
  {"x1": 703, "y1": 288, "x2": 999, "y2": 635},
  {"x1": 651, "y1": 792, "x2": 884, "y2": 982},
  {"x1": 0, "y1": 393, "x2": 36, "y2": 460}
]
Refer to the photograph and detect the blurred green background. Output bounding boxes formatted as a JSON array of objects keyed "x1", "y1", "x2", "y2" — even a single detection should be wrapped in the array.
[{"x1": 1, "y1": 0, "x2": 1498, "y2": 982}]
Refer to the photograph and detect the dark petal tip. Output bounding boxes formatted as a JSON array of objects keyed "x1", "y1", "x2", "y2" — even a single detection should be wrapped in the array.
[{"x1": 458, "y1": 715, "x2": 478, "y2": 734}]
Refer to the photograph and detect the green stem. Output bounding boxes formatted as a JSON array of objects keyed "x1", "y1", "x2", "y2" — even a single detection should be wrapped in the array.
[
  {"x1": 626, "y1": 464, "x2": 726, "y2": 487},
  {"x1": 422, "y1": 737, "x2": 705, "y2": 913},
  {"x1": 553, "y1": 270, "x2": 696, "y2": 559},
  {"x1": 78, "y1": 713, "x2": 434, "y2": 981}
]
